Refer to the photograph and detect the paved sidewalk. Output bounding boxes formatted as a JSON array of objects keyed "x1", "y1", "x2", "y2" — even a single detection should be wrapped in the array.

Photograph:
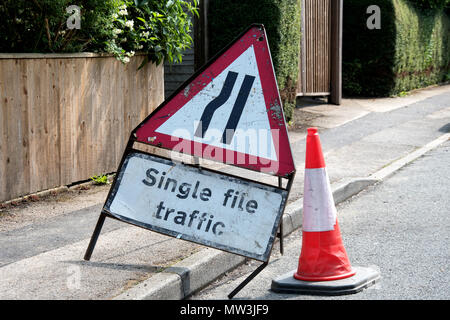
[{"x1": 0, "y1": 84, "x2": 449, "y2": 300}]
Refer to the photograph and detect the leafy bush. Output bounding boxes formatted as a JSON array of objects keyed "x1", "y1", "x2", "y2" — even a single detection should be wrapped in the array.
[
  {"x1": 208, "y1": 0, "x2": 301, "y2": 121},
  {"x1": 0, "y1": 0, "x2": 198, "y2": 66},
  {"x1": 106, "y1": 0, "x2": 198, "y2": 65},
  {"x1": 393, "y1": 0, "x2": 450, "y2": 93}
]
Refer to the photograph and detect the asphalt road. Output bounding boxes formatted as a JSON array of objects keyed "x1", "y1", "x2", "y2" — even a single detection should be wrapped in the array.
[{"x1": 191, "y1": 139, "x2": 450, "y2": 300}]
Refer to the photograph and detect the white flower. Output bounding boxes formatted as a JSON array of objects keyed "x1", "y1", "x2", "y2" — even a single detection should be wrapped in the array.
[
  {"x1": 118, "y1": 9, "x2": 128, "y2": 16},
  {"x1": 112, "y1": 13, "x2": 119, "y2": 19},
  {"x1": 113, "y1": 28, "x2": 123, "y2": 35},
  {"x1": 141, "y1": 31, "x2": 150, "y2": 38},
  {"x1": 125, "y1": 20, "x2": 134, "y2": 29},
  {"x1": 126, "y1": 51, "x2": 135, "y2": 57},
  {"x1": 119, "y1": 4, "x2": 127, "y2": 10},
  {"x1": 123, "y1": 57, "x2": 130, "y2": 63},
  {"x1": 138, "y1": 45, "x2": 144, "y2": 50}
]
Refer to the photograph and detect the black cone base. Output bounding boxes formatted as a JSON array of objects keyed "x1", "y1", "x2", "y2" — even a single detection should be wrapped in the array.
[{"x1": 271, "y1": 266, "x2": 380, "y2": 296}]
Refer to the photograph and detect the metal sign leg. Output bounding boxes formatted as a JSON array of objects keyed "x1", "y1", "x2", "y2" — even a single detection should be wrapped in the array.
[
  {"x1": 84, "y1": 212, "x2": 107, "y2": 261},
  {"x1": 279, "y1": 220, "x2": 284, "y2": 255},
  {"x1": 83, "y1": 137, "x2": 135, "y2": 261},
  {"x1": 278, "y1": 177, "x2": 284, "y2": 255},
  {"x1": 228, "y1": 261, "x2": 268, "y2": 299}
]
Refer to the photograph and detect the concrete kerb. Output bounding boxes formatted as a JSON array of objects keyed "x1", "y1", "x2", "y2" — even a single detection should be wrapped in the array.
[
  {"x1": 370, "y1": 132, "x2": 450, "y2": 181},
  {"x1": 114, "y1": 133, "x2": 450, "y2": 300},
  {"x1": 114, "y1": 248, "x2": 246, "y2": 300}
]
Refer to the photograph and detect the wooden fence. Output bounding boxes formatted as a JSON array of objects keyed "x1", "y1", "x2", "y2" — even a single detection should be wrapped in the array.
[{"x1": 0, "y1": 53, "x2": 164, "y2": 203}]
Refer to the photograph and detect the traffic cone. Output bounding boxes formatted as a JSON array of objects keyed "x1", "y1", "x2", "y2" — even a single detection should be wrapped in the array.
[
  {"x1": 294, "y1": 127, "x2": 355, "y2": 281},
  {"x1": 271, "y1": 127, "x2": 380, "y2": 295}
]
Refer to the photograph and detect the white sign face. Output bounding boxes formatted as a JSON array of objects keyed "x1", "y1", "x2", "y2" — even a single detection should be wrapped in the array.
[
  {"x1": 104, "y1": 152, "x2": 288, "y2": 261},
  {"x1": 155, "y1": 45, "x2": 278, "y2": 161}
]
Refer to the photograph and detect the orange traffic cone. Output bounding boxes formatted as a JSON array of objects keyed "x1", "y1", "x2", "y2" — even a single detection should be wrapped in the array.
[
  {"x1": 271, "y1": 128, "x2": 380, "y2": 295},
  {"x1": 294, "y1": 127, "x2": 355, "y2": 281}
]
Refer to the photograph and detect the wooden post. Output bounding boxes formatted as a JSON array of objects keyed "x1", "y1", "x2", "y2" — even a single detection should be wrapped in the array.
[
  {"x1": 329, "y1": 0, "x2": 343, "y2": 105},
  {"x1": 194, "y1": 0, "x2": 209, "y2": 71},
  {"x1": 299, "y1": 0, "x2": 307, "y2": 96}
]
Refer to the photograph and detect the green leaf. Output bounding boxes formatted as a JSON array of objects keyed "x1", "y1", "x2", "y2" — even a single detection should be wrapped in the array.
[
  {"x1": 136, "y1": 17, "x2": 146, "y2": 24},
  {"x1": 90, "y1": 174, "x2": 109, "y2": 185}
]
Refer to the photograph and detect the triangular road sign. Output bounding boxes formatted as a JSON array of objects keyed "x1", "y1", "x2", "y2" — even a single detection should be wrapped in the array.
[{"x1": 133, "y1": 24, "x2": 295, "y2": 177}]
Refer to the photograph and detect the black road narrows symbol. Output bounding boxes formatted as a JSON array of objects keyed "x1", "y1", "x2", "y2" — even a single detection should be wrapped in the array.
[
  {"x1": 194, "y1": 71, "x2": 238, "y2": 139},
  {"x1": 194, "y1": 71, "x2": 256, "y2": 145}
]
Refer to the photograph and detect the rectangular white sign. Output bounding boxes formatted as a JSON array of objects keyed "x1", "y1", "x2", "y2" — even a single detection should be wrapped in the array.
[{"x1": 104, "y1": 152, "x2": 288, "y2": 261}]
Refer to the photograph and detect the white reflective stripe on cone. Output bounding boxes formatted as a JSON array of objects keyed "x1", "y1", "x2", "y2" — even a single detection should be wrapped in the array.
[{"x1": 302, "y1": 168, "x2": 337, "y2": 232}]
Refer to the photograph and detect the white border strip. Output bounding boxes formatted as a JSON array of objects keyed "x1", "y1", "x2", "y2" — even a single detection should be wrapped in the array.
[{"x1": 370, "y1": 133, "x2": 450, "y2": 181}]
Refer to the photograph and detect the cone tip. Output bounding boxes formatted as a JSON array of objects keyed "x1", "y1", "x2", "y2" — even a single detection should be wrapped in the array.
[
  {"x1": 307, "y1": 127, "x2": 318, "y2": 136},
  {"x1": 305, "y1": 127, "x2": 325, "y2": 169}
]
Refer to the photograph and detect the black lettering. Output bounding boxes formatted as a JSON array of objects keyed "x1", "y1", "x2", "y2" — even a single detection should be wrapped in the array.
[
  {"x1": 155, "y1": 205, "x2": 224, "y2": 236},
  {"x1": 223, "y1": 189, "x2": 234, "y2": 206},
  {"x1": 205, "y1": 215, "x2": 214, "y2": 232},
  {"x1": 246, "y1": 200, "x2": 258, "y2": 214},
  {"x1": 164, "y1": 208, "x2": 175, "y2": 221},
  {"x1": 177, "y1": 183, "x2": 192, "y2": 199},
  {"x1": 192, "y1": 181, "x2": 200, "y2": 199},
  {"x1": 155, "y1": 201, "x2": 165, "y2": 219},
  {"x1": 238, "y1": 193, "x2": 247, "y2": 211},
  {"x1": 188, "y1": 210, "x2": 199, "y2": 227},
  {"x1": 142, "y1": 168, "x2": 158, "y2": 186},
  {"x1": 164, "y1": 178, "x2": 177, "y2": 192},
  {"x1": 200, "y1": 188, "x2": 212, "y2": 201},
  {"x1": 174, "y1": 211, "x2": 187, "y2": 225},
  {"x1": 231, "y1": 191, "x2": 239, "y2": 208},
  {"x1": 143, "y1": 169, "x2": 216, "y2": 202},
  {"x1": 197, "y1": 212, "x2": 208, "y2": 230},
  {"x1": 212, "y1": 222, "x2": 225, "y2": 235},
  {"x1": 158, "y1": 172, "x2": 166, "y2": 188}
]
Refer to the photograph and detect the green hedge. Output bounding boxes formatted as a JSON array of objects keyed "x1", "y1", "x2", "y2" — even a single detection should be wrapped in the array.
[
  {"x1": 343, "y1": 0, "x2": 450, "y2": 96},
  {"x1": 394, "y1": 0, "x2": 450, "y2": 93},
  {"x1": 207, "y1": 0, "x2": 301, "y2": 121}
]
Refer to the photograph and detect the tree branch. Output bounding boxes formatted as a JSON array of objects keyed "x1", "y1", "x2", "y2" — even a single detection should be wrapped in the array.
[{"x1": 45, "y1": 18, "x2": 53, "y2": 51}]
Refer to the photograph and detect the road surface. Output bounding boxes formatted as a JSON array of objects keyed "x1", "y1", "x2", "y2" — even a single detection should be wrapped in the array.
[{"x1": 191, "y1": 140, "x2": 450, "y2": 300}]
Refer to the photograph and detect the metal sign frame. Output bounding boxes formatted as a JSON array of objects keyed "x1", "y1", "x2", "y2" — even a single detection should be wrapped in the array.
[
  {"x1": 83, "y1": 24, "x2": 296, "y2": 299},
  {"x1": 103, "y1": 149, "x2": 289, "y2": 262}
]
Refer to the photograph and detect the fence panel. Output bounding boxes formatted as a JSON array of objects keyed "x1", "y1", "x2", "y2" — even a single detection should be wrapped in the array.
[{"x1": 0, "y1": 54, "x2": 164, "y2": 202}]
